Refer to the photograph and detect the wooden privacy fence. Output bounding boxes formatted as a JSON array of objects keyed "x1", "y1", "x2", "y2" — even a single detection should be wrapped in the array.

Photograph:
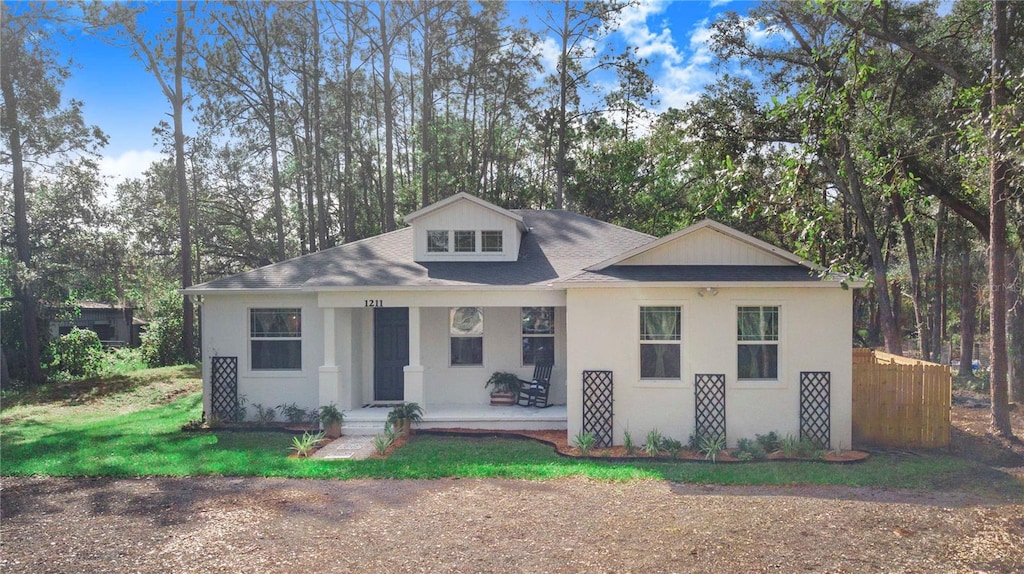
[{"x1": 852, "y1": 349, "x2": 951, "y2": 448}]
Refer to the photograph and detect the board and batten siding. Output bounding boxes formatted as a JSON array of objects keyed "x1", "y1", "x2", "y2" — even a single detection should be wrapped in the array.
[
  {"x1": 411, "y1": 200, "x2": 521, "y2": 262},
  {"x1": 565, "y1": 285, "x2": 853, "y2": 448},
  {"x1": 617, "y1": 227, "x2": 793, "y2": 266}
]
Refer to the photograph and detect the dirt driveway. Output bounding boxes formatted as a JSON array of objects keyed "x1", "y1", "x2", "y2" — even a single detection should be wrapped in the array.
[{"x1": 2, "y1": 475, "x2": 1021, "y2": 574}]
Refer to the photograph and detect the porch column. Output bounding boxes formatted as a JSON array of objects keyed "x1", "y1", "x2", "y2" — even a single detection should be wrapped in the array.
[
  {"x1": 403, "y1": 305, "x2": 425, "y2": 406},
  {"x1": 319, "y1": 307, "x2": 342, "y2": 408}
]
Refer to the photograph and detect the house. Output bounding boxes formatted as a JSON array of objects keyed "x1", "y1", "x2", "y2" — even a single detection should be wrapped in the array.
[
  {"x1": 49, "y1": 301, "x2": 144, "y2": 347},
  {"x1": 185, "y1": 193, "x2": 861, "y2": 448}
]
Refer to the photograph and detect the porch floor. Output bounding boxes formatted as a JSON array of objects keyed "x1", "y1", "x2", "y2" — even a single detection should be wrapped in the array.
[{"x1": 342, "y1": 404, "x2": 568, "y2": 435}]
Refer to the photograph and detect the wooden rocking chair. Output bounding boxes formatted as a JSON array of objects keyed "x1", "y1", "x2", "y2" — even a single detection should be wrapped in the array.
[{"x1": 516, "y1": 362, "x2": 553, "y2": 408}]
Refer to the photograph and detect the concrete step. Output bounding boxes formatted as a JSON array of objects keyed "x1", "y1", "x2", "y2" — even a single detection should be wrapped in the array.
[{"x1": 341, "y1": 420, "x2": 388, "y2": 436}]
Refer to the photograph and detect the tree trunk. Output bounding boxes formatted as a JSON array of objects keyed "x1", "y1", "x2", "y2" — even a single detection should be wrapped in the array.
[
  {"x1": 988, "y1": 0, "x2": 1012, "y2": 437},
  {"x1": 311, "y1": 0, "x2": 328, "y2": 249},
  {"x1": 958, "y1": 232, "x2": 977, "y2": 380},
  {"x1": 258, "y1": 15, "x2": 286, "y2": 261},
  {"x1": 823, "y1": 146, "x2": 902, "y2": 354},
  {"x1": 420, "y1": 7, "x2": 434, "y2": 208},
  {"x1": 173, "y1": 0, "x2": 195, "y2": 363},
  {"x1": 891, "y1": 191, "x2": 929, "y2": 358},
  {"x1": 379, "y1": 2, "x2": 396, "y2": 231},
  {"x1": 1, "y1": 40, "x2": 44, "y2": 384},
  {"x1": 1008, "y1": 252, "x2": 1023, "y2": 403},
  {"x1": 930, "y1": 205, "x2": 946, "y2": 361},
  {"x1": 555, "y1": 0, "x2": 569, "y2": 210}
]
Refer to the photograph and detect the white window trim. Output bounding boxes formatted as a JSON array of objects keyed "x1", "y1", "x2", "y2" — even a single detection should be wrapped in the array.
[
  {"x1": 427, "y1": 229, "x2": 450, "y2": 253},
  {"x1": 454, "y1": 230, "x2": 477, "y2": 253},
  {"x1": 247, "y1": 307, "x2": 304, "y2": 376},
  {"x1": 521, "y1": 307, "x2": 555, "y2": 366},
  {"x1": 481, "y1": 230, "x2": 503, "y2": 253},
  {"x1": 637, "y1": 304, "x2": 685, "y2": 385},
  {"x1": 734, "y1": 303, "x2": 784, "y2": 387}
]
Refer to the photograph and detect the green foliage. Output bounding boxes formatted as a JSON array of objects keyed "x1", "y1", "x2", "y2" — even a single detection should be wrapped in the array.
[
  {"x1": 778, "y1": 434, "x2": 822, "y2": 458},
  {"x1": 252, "y1": 403, "x2": 276, "y2": 425},
  {"x1": 573, "y1": 431, "x2": 597, "y2": 456},
  {"x1": 290, "y1": 431, "x2": 325, "y2": 458},
  {"x1": 623, "y1": 429, "x2": 635, "y2": 455},
  {"x1": 139, "y1": 290, "x2": 195, "y2": 367},
  {"x1": 386, "y1": 402, "x2": 424, "y2": 426},
  {"x1": 100, "y1": 346, "x2": 148, "y2": 374},
  {"x1": 644, "y1": 429, "x2": 663, "y2": 457},
  {"x1": 372, "y1": 426, "x2": 397, "y2": 456},
  {"x1": 46, "y1": 328, "x2": 103, "y2": 379},
  {"x1": 700, "y1": 434, "x2": 726, "y2": 463},
  {"x1": 277, "y1": 402, "x2": 315, "y2": 425},
  {"x1": 659, "y1": 437, "x2": 683, "y2": 458},
  {"x1": 735, "y1": 437, "x2": 767, "y2": 461},
  {"x1": 485, "y1": 371, "x2": 521, "y2": 394},
  {"x1": 755, "y1": 431, "x2": 781, "y2": 453},
  {"x1": 318, "y1": 403, "x2": 344, "y2": 427}
]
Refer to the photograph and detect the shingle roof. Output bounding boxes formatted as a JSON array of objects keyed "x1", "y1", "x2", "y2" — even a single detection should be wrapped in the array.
[
  {"x1": 186, "y1": 210, "x2": 655, "y2": 292},
  {"x1": 560, "y1": 265, "x2": 834, "y2": 284}
]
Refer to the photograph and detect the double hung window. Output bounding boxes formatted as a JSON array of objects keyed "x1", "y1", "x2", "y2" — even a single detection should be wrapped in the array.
[
  {"x1": 522, "y1": 307, "x2": 555, "y2": 365},
  {"x1": 737, "y1": 306, "x2": 779, "y2": 380},
  {"x1": 250, "y1": 308, "x2": 301, "y2": 370},
  {"x1": 640, "y1": 306, "x2": 681, "y2": 379}
]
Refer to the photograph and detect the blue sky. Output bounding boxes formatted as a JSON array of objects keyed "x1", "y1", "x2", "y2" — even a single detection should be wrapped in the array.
[{"x1": 51, "y1": 1, "x2": 758, "y2": 188}]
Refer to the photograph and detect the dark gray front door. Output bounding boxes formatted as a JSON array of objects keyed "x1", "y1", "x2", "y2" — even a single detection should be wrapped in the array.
[{"x1": 374, "y1": 307, "x2": 409, "y2": 401}]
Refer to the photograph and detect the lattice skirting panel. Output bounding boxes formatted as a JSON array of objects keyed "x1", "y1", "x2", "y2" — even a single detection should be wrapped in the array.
[
  {"x1": 800, "y1": 371, "x2": 831, "y2": 449},
  {"x1": 582, "y1": 370, "x2": 614, "y2": 447},
  {"x1": 211, "y1": 356, "x2": 238, "y2": 421},
  {"x1": 695, "y1": 374, "x2": 726, "y2": 442}
]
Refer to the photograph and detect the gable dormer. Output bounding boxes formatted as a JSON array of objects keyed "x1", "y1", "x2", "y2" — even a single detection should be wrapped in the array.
[{"x1": 404, "y1": 193, "x2": 527, "y2": 262}]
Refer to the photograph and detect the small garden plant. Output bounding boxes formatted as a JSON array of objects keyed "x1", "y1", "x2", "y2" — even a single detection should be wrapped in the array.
[
  {"x1": 573, "y1": 431, "x2": 597, "y2": 456},
  {"x1": 253, "y1": 403, "x2": 276, "y2": 425},
  {"x1": 623, "y1": 430, "x2": 635, "y2": 455},
  {"x1": 290, "y1": 431, "x2": 325, "y2": 458},
  {"x1": 644, "y1": 429, "x2": 663, "y2": 457},
  {"x1": 372, "y1": 426, "x2": 397, "y2": 455},
  {"x1": 659, "y1": 437, "x2": 684, "y2": 458},
  {"x1": 700, "y1": 434, "x2": 727, "y2": 463},
  {"x1": 735, "y1": 437, "x2": 767, "y2": 461}
]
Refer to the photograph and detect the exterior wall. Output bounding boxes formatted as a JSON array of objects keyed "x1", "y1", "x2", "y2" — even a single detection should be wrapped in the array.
[
  {"x1": 418, "y1": 306, "x2": 567, "y2": 406},
  {"x1": 411, "y1": 200, "x2": 521, "y2": 262},
  {"x1": 200, "y1": 293, "x2": 323, "y2": 418},
  {"x1": 618, "y1": 227, "x2": 791, "y2": 266},
  {"x1": 50, "y1": 308, "x2": 134, "y2": 346},
  {"x1": 565, "y1": 286, "x2": 853, "y2": 448}
]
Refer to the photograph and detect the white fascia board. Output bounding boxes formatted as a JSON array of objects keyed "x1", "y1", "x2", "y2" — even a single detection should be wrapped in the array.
[
  {"x1": 402, "y1": 192, "x2": 526, "y2": 231},
  {"x1": 560, "y1": 280, "x2": 863, "y2": 289}
]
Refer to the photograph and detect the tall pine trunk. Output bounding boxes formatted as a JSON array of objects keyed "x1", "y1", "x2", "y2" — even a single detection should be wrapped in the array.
[
  {"x1": 958, "y1": 232, "x2": 977, "y2": 380},
  {"x1": 173, "y1": 0, "x2": 194, "y2": 363}
]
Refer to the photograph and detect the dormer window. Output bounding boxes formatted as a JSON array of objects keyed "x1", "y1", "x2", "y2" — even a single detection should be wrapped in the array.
[
  {"x1": 427, "y1": 230, "x2": 449, "y2": 252},
  {"x1": 454, "y1": 230, "x2": 476, "y2": 252},
  {"x1": 482, "y1": 231, "x2": 503, "y2": 253}
]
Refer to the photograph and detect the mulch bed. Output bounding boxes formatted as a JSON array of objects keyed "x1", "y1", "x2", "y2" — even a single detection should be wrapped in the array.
[{"x1": 416, "y1": 428, "x2": 869, "y2": 463}]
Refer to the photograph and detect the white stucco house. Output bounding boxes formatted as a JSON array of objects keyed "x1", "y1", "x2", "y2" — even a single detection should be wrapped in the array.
[{"x1": 185, "y1": 192, "x2": 861, "y2": 448}]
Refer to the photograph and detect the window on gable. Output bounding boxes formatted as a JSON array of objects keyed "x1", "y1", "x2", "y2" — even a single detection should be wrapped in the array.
[
  {"x1": 454, "y1": 230, "x2": 476, "y2": 252},
  {"x1": 250, "y1": 308, "x2": 301, "y2": 370},
  {"x1": 640, "y1": 306, "x2": 681, "y2": 379},
  {"x1": 737, "y1": 306, "x2": 779, "y2": 380},
  {"x1": 481, "y1": 231, "x2": 503, "y2": 253},
  {"x1": 450, "y1": 307, "x2": 483, "y2": 365},
  {"x1": 522, "y1": 307, "x2": 554, "y2": 365},
  {"x1": 427, "y1": 230, "x2": 449, "y2": 252}
]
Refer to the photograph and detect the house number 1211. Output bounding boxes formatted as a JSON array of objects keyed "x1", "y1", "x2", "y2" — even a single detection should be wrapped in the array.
[{"x1": 364, "y1": 299, "x2": 384, "y2": 307}]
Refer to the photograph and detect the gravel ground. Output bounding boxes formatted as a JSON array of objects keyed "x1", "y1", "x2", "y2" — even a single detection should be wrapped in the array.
[{"x1": 2, "y1": 475, "x2": 1022, "y2": 574}]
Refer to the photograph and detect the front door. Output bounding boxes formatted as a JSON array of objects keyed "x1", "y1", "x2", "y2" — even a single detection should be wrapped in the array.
[{"x1": 373, "y1": 307, "x2": 409, "y2": 401}]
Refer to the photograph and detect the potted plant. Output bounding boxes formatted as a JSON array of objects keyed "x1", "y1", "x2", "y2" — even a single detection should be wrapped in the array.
[
  {"x1": 386, "y1": 402, "x2": 423, "y2": 436},
  {"x1": 485, "y1": 371, "x2": 520, "y2": 406},
  {"x1": 318, "y1": 403, "x2": 345, "y2": 439}
]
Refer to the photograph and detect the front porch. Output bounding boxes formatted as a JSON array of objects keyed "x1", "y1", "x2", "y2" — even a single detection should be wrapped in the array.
[{"x1": 341, "y1": 404, "x2": 568, "y2": 435}]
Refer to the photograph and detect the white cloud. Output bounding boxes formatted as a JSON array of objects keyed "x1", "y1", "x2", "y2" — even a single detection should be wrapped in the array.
[
  {"x1": 97, "y1": 148, "x2": 163, "y2": 203},
  {"x1": 617, "y1": 1, "x2": 683, "y2": 64},
  {"x1": 533, "y1": 35, "x2": 561, "y2": 77},
  {"x1": 709, "y1": 0, "x2": 734, "y2": 7}
]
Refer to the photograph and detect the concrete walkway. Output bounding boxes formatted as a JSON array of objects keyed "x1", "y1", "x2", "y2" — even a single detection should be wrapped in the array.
[{"x1": 311, "y1": 435, "x2": 377, "y2": 460}]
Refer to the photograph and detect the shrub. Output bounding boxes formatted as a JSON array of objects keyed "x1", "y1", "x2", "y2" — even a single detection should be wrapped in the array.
[
  {"x1": 755, "y1": 431, "x2": 781, "y2": 453},
  {"x1": 47, "y1": 328, "x2": 103, "y2": 379},
  {"x1": 700, "y1": 434, "x2": 726, "y2": 462},
  {"x1": 252, "y1": 403, "x2": 277, "y2": 425},
  {"x1": 373, "y1": 426, "x2": 397, "y2": 455},
  {"x1": 278, "y1": 402, "x2": 314, "y2": 425},
  {"x1": 623, "y1": 430, "x2": 635, "y2": 455},
  {"x1": 659, "y1": 437, "x2": 683, "y2": 457},
  {"x1": 139, "y1": 290, "x2": 196, "y2": 367},
  {"x1": 735, "y1": 437, "x2": 767, "y2": 460},
  {"x1": 100, "y1": 346, "x2": 148, "y2": 374}
]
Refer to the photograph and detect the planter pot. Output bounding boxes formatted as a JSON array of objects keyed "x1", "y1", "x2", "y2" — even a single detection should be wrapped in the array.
[
  {"x1": 489, "y1": 391, "x2": 516, "y2": 406},
  {"x1": 391, "y1": 418, "x2": 410, "y2": 436},
  {"x1": 324, "y1": 422, "x2": 342, "y2": 439}
]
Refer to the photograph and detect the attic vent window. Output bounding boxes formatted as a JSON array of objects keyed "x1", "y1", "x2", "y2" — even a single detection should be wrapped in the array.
[
  {"x1": 454, "y1": 230, "x2": 476, "y2": 252},
  {"x1": 427, "y1": 230, "x2": 449, "y2": 252},
  {"x1": 482, "y1": 231, "x2": 503, "y2": 253}
]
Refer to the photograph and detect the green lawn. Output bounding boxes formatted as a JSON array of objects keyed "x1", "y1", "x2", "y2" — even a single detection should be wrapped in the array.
[{"x1": 2, "y1": 367, "x2": 1021, "y2": 499}]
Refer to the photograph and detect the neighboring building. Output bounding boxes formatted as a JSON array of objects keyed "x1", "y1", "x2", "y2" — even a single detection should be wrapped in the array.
[
  {"x1": 185, "y1": 193, "x2": 862, "y2": 447},
  {"x1": 49, "y1": 302, "x2": 144, "y2": 347}
]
